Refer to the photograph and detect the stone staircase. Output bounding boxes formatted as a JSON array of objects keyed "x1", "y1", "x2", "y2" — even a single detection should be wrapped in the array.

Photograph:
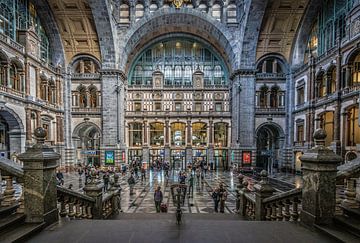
[
  {"x1": 0, "y1": 204, "x2": 45, "y2": 243},
  {"x1": 315, "y1": 206, "x2": 360, "y2": 243}
]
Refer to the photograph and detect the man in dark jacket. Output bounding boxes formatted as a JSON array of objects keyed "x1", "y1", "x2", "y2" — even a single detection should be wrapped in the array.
[{"x1": 154, "y1": 186, "x2": 163, "y2": 213}]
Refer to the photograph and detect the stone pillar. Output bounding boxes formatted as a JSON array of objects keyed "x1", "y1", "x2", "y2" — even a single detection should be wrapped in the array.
[
  {"x1": 230, "y1": 71, "x2": 256, "y2": 165},
  {"x1": 272, "y1": 60, "x2": 277, "y2": 73},
  {"x1": 63, "y1": 68, "x2": 75, "y2": 169},
  {"x1": 254, "y1": 170, "x2": 275, "y2": 220},
  {"x1": 300, "y1": 128, "x2": 342, "y2": 226},
  {"x1": 25, "y1": 108, "x2": 32, "y2": 142},
  {"x1": 83, "y1": 169, "x2": 103, "y2": 219},
  {"x1": 186, "y1": 118, "x2": 192, "y2": 165},
  {"x1": 101, "y1": 69, "x2": 126, "y2": 165},
  {"x1": 345, "y1": 66, "x2": 351, "y2": 88},
  {"x1": 18, "y1": 127, "x2": 61, "y2": 225},
  {"x1": 208, "y1": 119, "x2": 214, "y2": 168},
  {"x1": 164, "y1": 119, "x2": 170, "y2": 164}
]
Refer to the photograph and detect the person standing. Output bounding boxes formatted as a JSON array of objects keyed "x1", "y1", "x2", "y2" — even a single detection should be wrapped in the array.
[
  {"x1": 128, "y1": 174, "x2": 136, "y2": 195},
  {"x1": 154, "y1": 186, "x2": 163, "y2": 213},
  {"x1": 141, "y1": 166, "x2": 146, "y2": 182},
  {"x1": 103, "y1": 172, "x2": 110, "y2": 192},
  {"x1": 212, "y1": 188, "x2": 220, "y2": 213},
  {"x1": 203, "y1": 163, "x2": 208, "y2": 176},
  {"x1": 219, "y1": 183, "x2": 227, "y2": 213},
  {"x1": 195, "y1": 167, "x2": 201, "y2": 184},
  {"x1": 56, "y1": 170, "x2": 64, "y2": 186},
  {"x1": 188, "y1": 174, "x2": 194, "y2": 198}
]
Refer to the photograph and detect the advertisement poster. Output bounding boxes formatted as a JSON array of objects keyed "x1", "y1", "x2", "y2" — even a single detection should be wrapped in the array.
[
  {"x1": 105, "y1": 151, "x2": 115, "y2": 165},
  {"x1": 242, "y1": 151, "x2": 252, "y2": 165}
]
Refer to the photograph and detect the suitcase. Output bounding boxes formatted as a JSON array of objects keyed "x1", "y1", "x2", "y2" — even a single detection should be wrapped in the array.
[{"x1": 160, "y1": 203, "x2": 168, "y2": 213}]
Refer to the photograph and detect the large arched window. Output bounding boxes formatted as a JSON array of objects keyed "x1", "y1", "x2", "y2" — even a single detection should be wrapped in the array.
[
  {"x1": 259, "y1": 86, "x2": 268, "y2": 108},
  {"x1": 328, "y1": 67, "x2": 336, "y2": 94},
  {"x1": 48, "y1": 79, "x2": 56, "y2": 104},
  {"x1": 227, "y1": 3, "x2": 237, "y2": 23},
  {"x1": 129, "y1": 123, "x2": 142, "y2": 147},
  {"x1": 270, "y1": 86, "x2": 279, "y2": 108},
  {"x1": 351, "y1": 53, "x2": 360, "y2": 85},
  {"x1": 77, "y1": 85, "x2": 87, "y2": 108},
  {"x1": 316, "y1": 72, "x2": 327, "y2": 98},
  {"x1": 119, "y1": 3, "x2": 130, "y2": 24},
  {"x1": 9, "y1": 63, "x2": 20, "y2": 91},
  {"x1": 149, "y1": 3, "x2": 158, "y2": 13},
  {"x1": 89, "y1": 85, "x2": 97, "y2": 108},
  {"x1": 129, "y1": 39, "x2": 227, "y2": 86},
  {"x1": 212, "y1": 3, "x2": 222, "y2": 21},
  {"x1": 150, "y1": 122, "x2": 164, "y2": 146},
  {"x1": 192, "y1": 122, "x2": 207, "y2": 146},
  {"x1": 135, "y1": 3, "x2": 144, "y2": 22},
  {"x1": 214, "y1": 123, "x2": 228, "y2": 147},
  {"x1": 346, "y1": 106, "x2": 360, "y2": 146},
  {"x1": 198, "y1": 3, "x2": 207, "y2": 13},
  {"x1": 319, "y1": 111, "x2": 334, "y2": 146},
  {"x1": 171, "y1": 123, "x2": 186, "y2": 146}
]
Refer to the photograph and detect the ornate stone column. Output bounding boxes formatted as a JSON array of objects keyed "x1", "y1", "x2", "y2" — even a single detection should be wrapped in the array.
[
  {"x1": 100, "y1": 69, "x2": 126, "y2": 166},
  {"x1": 331, "y1": 53, "x2": 342, "y2": 154},
  {"x1": 186, "y1": 118, "x2": 192, "y2": 165},
  {"x1": 25, "y1": 108, "x2": 32, "y2": 143},
  {"x1": 142, "y1": 120, "x2": 149, "y2": 165},
  {"x1": 63, "y1": 68, "x2": 75, "y2": 170},
  {"x1": 300, "y1": 128, "x2": 342, "y2": 226},
  {"x1": 164, "y1": 118, "x2": 170, "y2": 164},
  {"x1": 230, "y1": 70, "x2": 256, "y2": 166},
  {"x1": 18, "y1": 127, "x2": 61, "y2": 225},
  {"x1": 208, "y1": 118, "x2": 214, "y2": 169}
]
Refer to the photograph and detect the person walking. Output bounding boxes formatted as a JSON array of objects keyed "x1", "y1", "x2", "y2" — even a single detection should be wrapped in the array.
[
  {"x1": 203, "y1": 163, "x2": 208, "y2": 176},
  {"x1": 154, "y1": 186, "x2": 163, "y2": 213},
  {"x1": 56, "y1": 170, "x2": 64, "y2": 186},
  {"x1": 196, "y1": 167, "x2": 201, "y2": 184},
  {"x1": 141, "y1": 166, "x2": 146, "y2": 182},
  {"x1": 219, "y1": 183, "x2": 227, "y2": 213},
  {"x1": 103, "y1": 172, "x2": 110, "y2": 192},
  {"x1": 212, "y1": 188, "x2": 220, "y2": 213},
  {"x1": 188, "y1": 174, "x2": 194, "y2": 198},
  {"x1": 128, "y1": 174, "x2": 136, "y2": 195}
]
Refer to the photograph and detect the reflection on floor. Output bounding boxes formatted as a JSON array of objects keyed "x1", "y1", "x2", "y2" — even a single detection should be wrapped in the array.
[{"x1": 63, "y1": 170, "x2": 238, "y2": 214}]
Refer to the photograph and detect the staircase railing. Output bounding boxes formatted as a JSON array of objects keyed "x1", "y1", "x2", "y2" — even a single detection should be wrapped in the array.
[{"x1": 0, "y1": 158, "x2": 24, "y2": 213}]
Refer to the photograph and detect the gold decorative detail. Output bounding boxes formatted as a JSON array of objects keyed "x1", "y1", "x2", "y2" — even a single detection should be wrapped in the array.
[{"x1": 165, "y1": 0, "x2": 192, "y2": 9}]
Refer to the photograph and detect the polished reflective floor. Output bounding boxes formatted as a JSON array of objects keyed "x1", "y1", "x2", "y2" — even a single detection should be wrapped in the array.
[{"x1": 63, "y1": 169, "x2": 238, "y2": 214}]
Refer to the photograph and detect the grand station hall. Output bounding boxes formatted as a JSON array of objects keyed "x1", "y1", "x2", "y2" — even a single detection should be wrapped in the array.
[{"x1": 0, "y1": 0, "x2": 360, "y2": 242}]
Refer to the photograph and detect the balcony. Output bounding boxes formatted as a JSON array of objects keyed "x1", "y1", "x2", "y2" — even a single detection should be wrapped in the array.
[
  {"x1": 125, "y1": 110, "x2": 231, "y2": 118},
  {"x1": 71, "y1": 73, "x2": 101, "y2": 80},
  {"x1": 0, "y1": 86, "x2": 25, "y2": 98},
  {"x1": 341, "y1": 85, "x2": 360, "y2": 96},
  {"x1": 0, "y1": 33, "x2": 25, "y2": 53},
  {"x1": 255, "y1": 107, "x2": 286, "y2": 115},
  {"x1": 256, "y1": 73, "x2": 286, "y2": 80},
  {"x1": 72, "y1": 107, "x2": 101, "y2": 114}
]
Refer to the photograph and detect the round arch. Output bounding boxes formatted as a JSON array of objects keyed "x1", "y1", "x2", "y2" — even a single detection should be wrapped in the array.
[
  {"x1": 120, "y1": 8, "x2": 239, "y2": 73},
  {"x1": 256, "y1": 53, "x2": 290, "y2": 73},
  {"x1": 255, "y1": 122, "x2": 285, "y2": 173}
]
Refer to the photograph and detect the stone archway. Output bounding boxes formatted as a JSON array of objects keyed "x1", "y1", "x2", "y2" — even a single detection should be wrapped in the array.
[
  {"x1": 255, "y1": 122, "x2": 285, "y2": 174},
  {"x1": 72, "y1": 122, "x2": 101, "y2": 166},
  {"x1": 120, "y1": 8, "x2": 240, "y2": 73},
  {"x1": 0, "y1": 106, "x2": 25, "y2": 159}
]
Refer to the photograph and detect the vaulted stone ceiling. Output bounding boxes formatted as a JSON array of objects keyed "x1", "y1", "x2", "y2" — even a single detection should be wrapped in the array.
[
  {"x1": 47, "y1": 0, "x2": 101, "y2": 63},
  {"x1": 256, "y1": 0, "x2": 309, "y2": 61}
]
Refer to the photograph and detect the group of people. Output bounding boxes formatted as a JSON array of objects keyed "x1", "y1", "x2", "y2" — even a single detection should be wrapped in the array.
[{"x1": 212, "y1": 183, "x2": 228, "y2": 213}]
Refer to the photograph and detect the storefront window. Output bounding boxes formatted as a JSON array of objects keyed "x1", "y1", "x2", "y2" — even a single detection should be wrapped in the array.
[
  {"x1": 171, "y1": 122, "x2": 185, "y2": 146},
  {"x1": 347, "y1": 106, "x2": 360, "y2": 146},
  {"x1": 192, "y1": 122, "x2": 207, "y2": 146},
  {"x1": 150, "y1": 122, "x2": 164, "y2": 146},
  {"x1": 129, "y1": 123, "x2": 142, "y2": 147},
  {"x1": 214, "y1": 122, "x2": 228, "y2": 147},
  {"x1": 319, "y1": 111, "x2": 334, "y2": 146}
]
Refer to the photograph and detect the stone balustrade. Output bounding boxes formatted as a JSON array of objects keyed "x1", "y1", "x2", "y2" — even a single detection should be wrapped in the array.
[{"x1": 0, "y1": 158, "x2": 24, "y2": 213}]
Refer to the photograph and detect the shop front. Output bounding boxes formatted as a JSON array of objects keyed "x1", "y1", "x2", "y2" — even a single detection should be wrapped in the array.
[{"x1": 171, "y1": 149, "x2": 186, "y2": 170}]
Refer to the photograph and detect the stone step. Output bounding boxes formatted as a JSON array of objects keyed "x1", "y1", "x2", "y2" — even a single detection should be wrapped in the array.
[
  {"x1": 314, "y1": 224, "x2": 360, "y2": 243},
  {"x1": 0, "y1": 204, "x2": 19, "y2": 218},
  {"x1": 111, "y1": 212, "x2": 245, "y2": 220},
  {"x1": 341, "y1": 206, "x2": 360, "y2": 221},
  {"x1": 334, "y1": 215, "x2": 360, "y2": 237},
  {"x1": 0, "y1": 221, "x2": 46, "y2": 243},
  {"x1": 0, "y1": 213, "x2": 25, "y2": 233}
]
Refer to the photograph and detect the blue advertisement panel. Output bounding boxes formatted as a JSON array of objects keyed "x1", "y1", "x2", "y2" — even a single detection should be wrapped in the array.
[{"x1": 105, "y1": 151, "x2": 115, "y2": 165}]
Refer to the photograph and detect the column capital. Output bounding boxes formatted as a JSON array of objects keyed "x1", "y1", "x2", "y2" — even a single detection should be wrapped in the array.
[
  {"x1": 230, "y1": 69, "x2": 257, "y2": 80},
  {"x1": 100, "y1": 69, "x2": 127, "y2": 81}
]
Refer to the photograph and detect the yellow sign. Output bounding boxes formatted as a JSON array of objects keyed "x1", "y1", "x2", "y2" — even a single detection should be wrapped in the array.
[{"x1": 166, "y1": 0, "x2": 192, "y2": 9}]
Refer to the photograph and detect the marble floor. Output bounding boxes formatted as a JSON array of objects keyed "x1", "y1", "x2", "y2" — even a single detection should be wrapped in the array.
[{"x1": 63, "y1": 170, "x2": 240, "y2": 214}]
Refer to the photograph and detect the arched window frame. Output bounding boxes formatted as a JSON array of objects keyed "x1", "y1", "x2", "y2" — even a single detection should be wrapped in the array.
[{"x1": 119, "y1": 3, "x2": 130, "y2": 24}]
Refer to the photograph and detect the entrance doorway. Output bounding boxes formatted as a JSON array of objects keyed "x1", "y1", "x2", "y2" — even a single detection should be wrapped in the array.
[
  {"x1": 192, "y1": 149, "x2": 207, "y2": 166},
  {"x1": 128, "y1": 149, "x2": 143, "y2": 164},
  {"x1": 256, "y1": 123, "x2": 284, "y2": 174},
  {"x1": 214, "y1": 149, "x2": 228, "y2": 170},
  {"x1": 150, "y1": 149, "x2": 164, "y2": 167},
  {"x1": 171, "y1": 149, "x2": 185, "y2": 170}
]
